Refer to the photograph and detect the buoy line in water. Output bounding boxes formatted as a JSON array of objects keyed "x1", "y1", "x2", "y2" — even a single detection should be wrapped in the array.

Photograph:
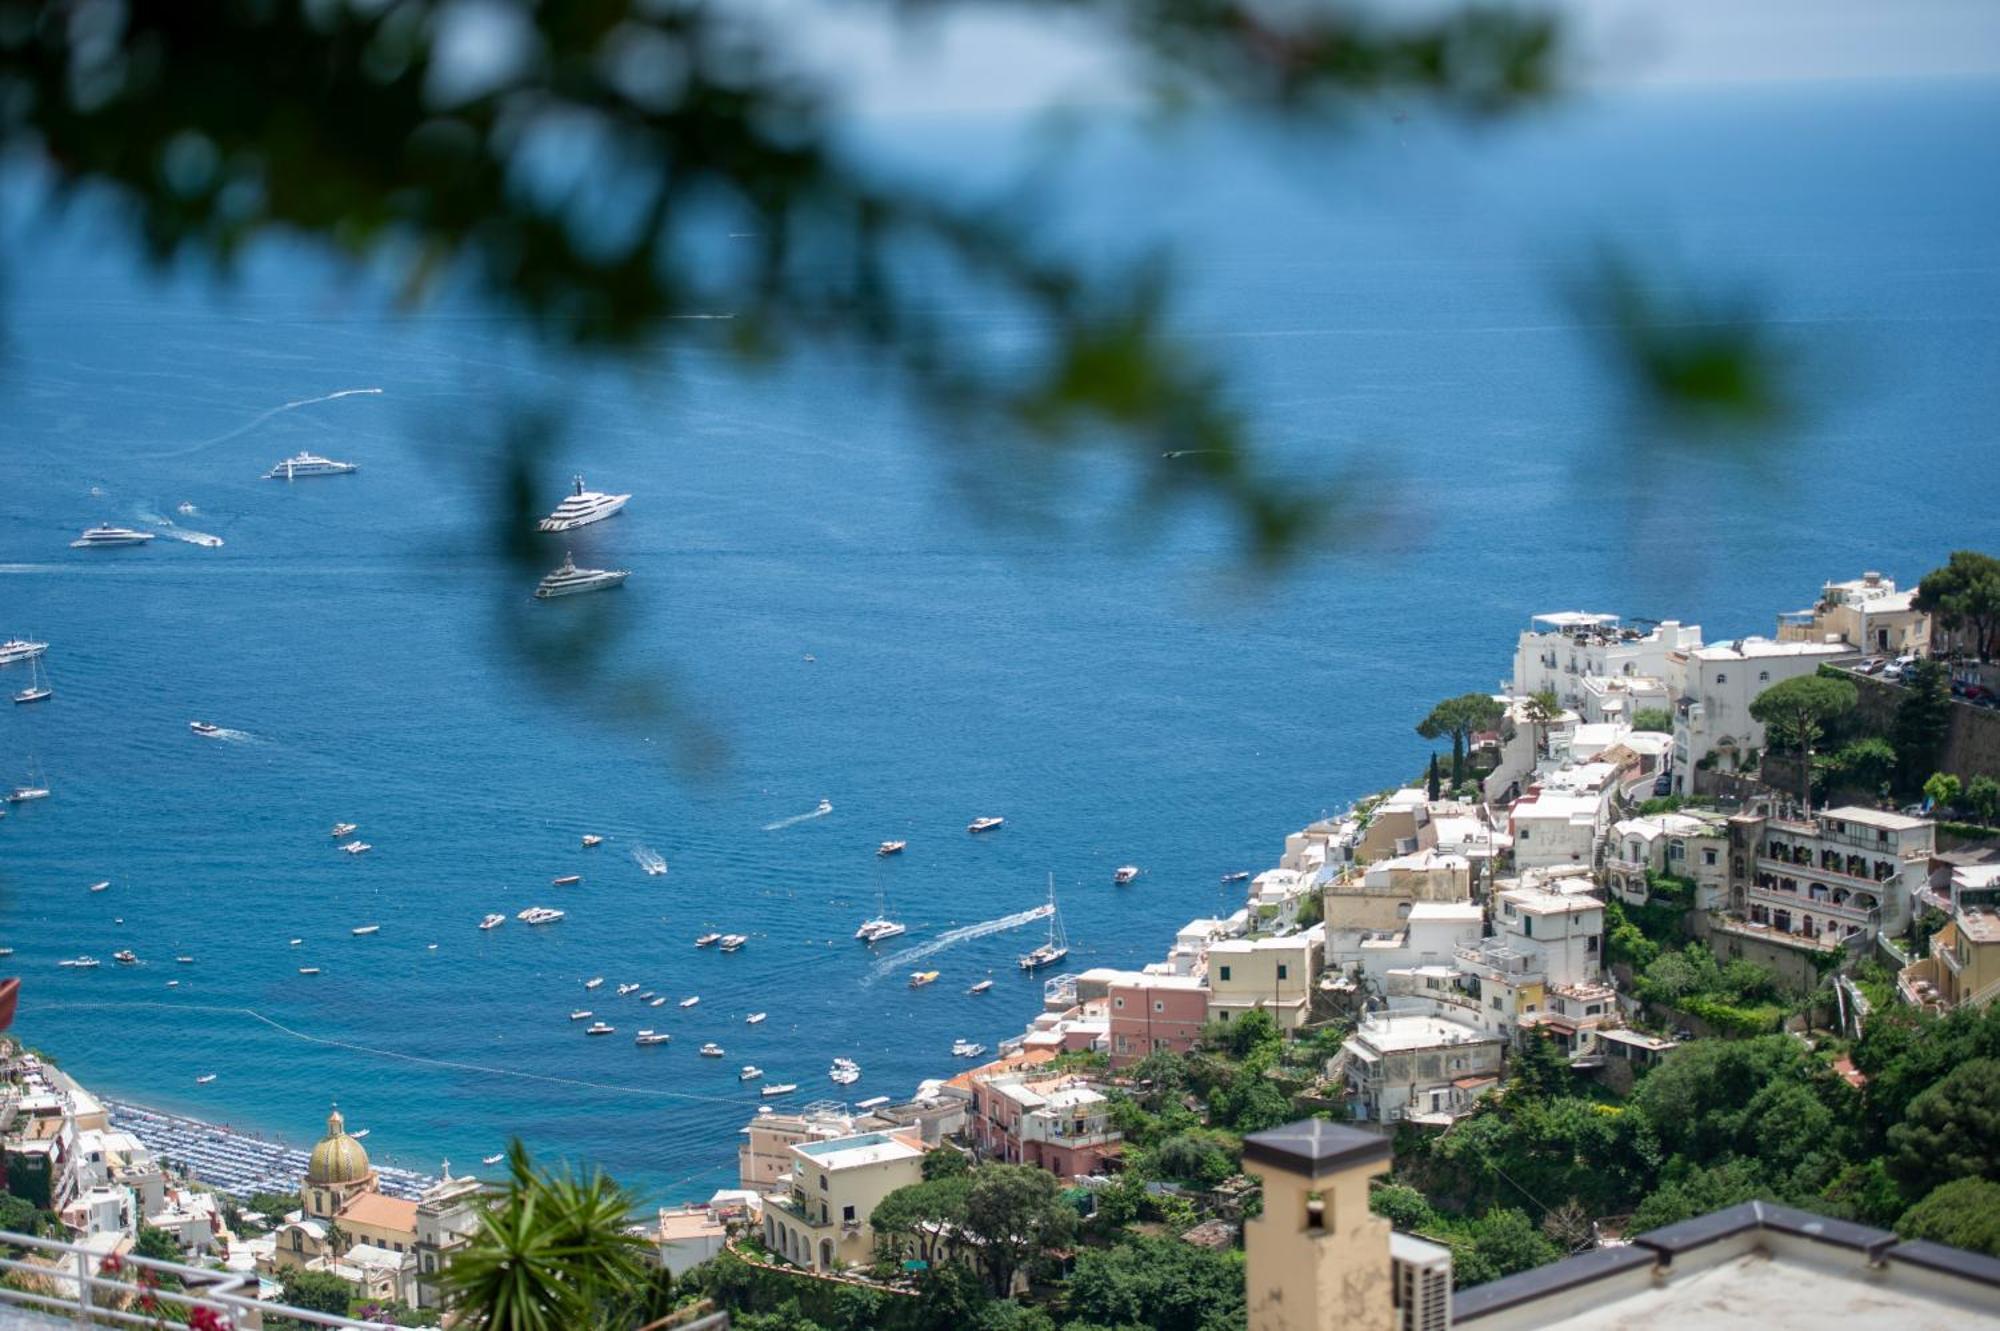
[{"x1": 37, "y1": 1001, "x2": 766, "y2": 1107}]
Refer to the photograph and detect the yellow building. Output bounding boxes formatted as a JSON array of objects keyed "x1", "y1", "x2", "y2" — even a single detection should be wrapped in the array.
[
  {"x1": 262, "y1": 1105, "x2": 420, "y2": 1301},
  {"x1": 1207, "y1": 932, "x2": 1322, "y2": 1030},
  {"x1": 1900, "y1": 906, "x2": 2000, "y2": 1014},
  {"x1": 761, "y1": 1129, "x2": 926, "y2": 1272}
]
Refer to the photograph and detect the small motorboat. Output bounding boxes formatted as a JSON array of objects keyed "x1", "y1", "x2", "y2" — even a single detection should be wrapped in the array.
[
  {"x1": 1113, "y1": 865, "x2": 1140, "y2": 885},
  {"x1": 694, "y1": 933, "x2": 721, "y2": 947},
  {"x1": 176, "y1": 502, "x2": 197, "y2": 515},
  {"x1": 330, "y1": 823, "x2": 358, "y2": 838},
  {"x1": 649, "y1": 996, "x2": 667, "y2": 1007},
  {"x1": 877, "y1": 840, "x2": 906, "y2": 856},
  {"x1": 679, "y1": 996, "x2": 700, "y2": 1009},
  {"x1": 298, "y1": 966, "x2": 321, "y2": 976},
  {"x1": 289, "y1": 938, "x2": 303, "y2": 946},
  {"x1": 746, "y1": 1012, "x2": 767, "y2": 1024},
  {"x1": 339, "y1": 840, "x2": 371, "y2": 855},
  {"x1": 196, "y1": 1074, "x2": 217, "y2": 1085},
  {"x1": 968, "y1": 979, "x2": 993, "y2": 995},
  {"x1": 165, "y1": 980, "x2": 179, "y2": 988},
  {"x1": 352, "y1": 1129, "x2": 370, "y2": 1140},
  {"x1": 570, "y1": 1010, "x2": 594, "y2": 1021},
  {"x1": 584, "y1": 977, "x2": 604, "y2": 989},
  {"x1": 830, "y1": 1067, "x2": 860, "y2": 1086},
  {"x1": 616, "y1": 983, "x2": 640, "y2": 996},
  {"x1": 351, "y1": 925, "x2": 380, "y2": 936},
  {"x1": 1222, "y1": 871, "x2": 1251, "y2": 883},
  {"x1": 638, "y1": 990, "x2": 655, "y2": 1000},
  {"x1": 479, "y1": 913, "x2": 505, "y2": 930},
  {"x1": 909, "y1": 970, "x2": 939, "y2": 988},
  {"x1": 89, "y1": 881, "x2": 109, "y2": 893},
  {"x1": 586, "y1": 1022, "x2": 615, "y2": 1036},
  {"x1": 816, "y1": 798, "x2": 833, "y2": 815},
  {"x1": 189, "y1": 721, "x2": 223, "y2": 738},
  {"x1": 740, "y1": 1065, "x2": 763, "y2": 1080},
  {"x1": 175, "y1": 956, "x2": 194, "y2": 964},
  {"x1": 719, "y1": 934, "x2": 747, "y2": 952},
  {"x1": 59, "y1": 957, "x2": 100, "y2": 969},
  {"x1": 552, "y1": 874, "x2": 581, "y2": 886},
  {"x1": 761, "y1": 1083, "x2": 797, "y2": 1097},
  {"x1": 855, "y1": 1095, "x2": 891, "y2": 1111},
  {"x1": 699, "y1": 1042, "x2": 724, "y2": 1057},
  {"x1": 968, "y1": 816, "x2": 1004, "y2": 834},
  {"x1": 520, "y1": 907, "x2": 566, "y2": 925},
  {"x1": 113, "y1": 950, "x2": 138, "y2": 965},
  {"x1": 635, "y1": 1032, "x2": 671, "y2": 1046},
  {"x1": 952, "y1": 1040, "x2": 988, "y2": 1058},
  {"x1": 581, "y1": 834, "x2": 603, "y2": 848},
  {"x1": 482, "y1": 1153, "x2": 505, "y2": 1166}
]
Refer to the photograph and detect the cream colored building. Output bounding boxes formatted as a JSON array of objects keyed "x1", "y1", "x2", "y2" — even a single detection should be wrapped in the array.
[
  {"x1": 761, "y1": 1129, "x2": 926, "y2": 1272},
  {"x1": 738, "y1": 1104, "x2": 871, "y2": 1194},
  {"x1": 1776, "y1": 571, "x2": 1931, "y2": 657},
  {"x1": 1207, "y1": 929, "x2": 1323, "y2": 1030},
  {"x1": 1899, "y1": 862, "x2": 2000, "y2": 1015}
]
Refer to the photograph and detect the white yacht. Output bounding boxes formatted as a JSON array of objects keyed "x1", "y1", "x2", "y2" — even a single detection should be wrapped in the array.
[
  {"x1": 581, "y1": 834, "x2": 604, "y2": 848},
  {"x1": 616, "y1": 983, "x2": 640, "y2": 996},
  {"x1": 739, "y1": 1065, "x2": 763, "y2": 1081},
  {"x1": 518, "y1": 907, "x2": 566, "y2": 925},
  {"x1": 59, "y1": 956, "x2": 100, "y2": 969},
  {"x1": 585, "y1": 1022, "x2": 615, "y2": 1036},
  {"x1": 1222, "y1": 870, "x2": 1251, "y2": 883},
  {"x1": 478, "y1": 913, "x2": 506, "y2": 930},
  {"x1": 761, "y1": 1083, "x2": 797, "y2": 1097},
  {"x1": 482, "y1": 1153, "x2": 505, "y2": 1166},
  {"x1": 635, "y1": 1032, "x2": 671, "y2": 1046},
  {"x1": 339, "y1": 840, "x2": 371, "y2": 855},
  {"x1": 266, "y1": 451, "x2": 357, "y2": 480},
  {"x1": 968, "y1": 816, "x2": 1005, "y2": 834},
  {"x1": 1114, "y1": 865, "x2": 1141, "y2": 885},
  {"x1": 330, "y1": 822, "x2": 358, "y2": 838},
  {"x1": 746, "y1": 1012, "x2": 767, "y2": 1025},
  {"x1": 570, "y1": 1010, "x2": 594, "y2": 1021},
  {"x1": 189, "y1": 721, "x2": 224, "y2": 738},
  {"x1": 195, "y1": 1074, "x2": 216, "y2": 1085},
  {"x1": 71, "y1": 526, "x2": 155, "y2": 548},
  {"x1": 584, "y1": 977, "x2": 604, "y2": 990},
  {"x1": 679, "y1": 996, "x2": 700, "y2": 1009},
  {"x1": 351, "y1": 924, "x2": 380, "y2": 936},
  {"x1": 111, "y1": 950, "x2": 137, "y2": 964},
  {"x1": 534, "y1": 553, "x2": 629, "y2": 599},
  {"x1": 699, "y1": 1042, "x2": 724, "y2": 1057},
  {"x1": 7, "y1": 783, "x2": 50, "y2": 804},
  {"x1": 857, "y1": 920, "x2": 905, "y2": 943},
  {"x1": 88, "y1": 881, "x2": 109, "y2": 894},
  {"x1": 694, "y1": 933, "x2": 721, "y2": 948},
  {"x1": 968, "y1": 979, "x2": 993, "y2": 995},
  {"x1": 298, "y1": 966, "x2": 322, "y2": 976},
  {"x1": 0, "y1": 639, "x2": 47, "y2": 666},
  {"x1": 649, "y1": 996, "x2": 667, "y2": 1007},
  {"x1": 719, "y1": 934, "x2": 747, "y2": 952},
  {"x1": 877, "y1": 840, "x2": 907, "y2": 856},
  {"x1": 537, "y1": 475, "x2": 631, "y2": 532},
  {"x1": 551, "y1": 874, "x2": 582, "y2": 886}
]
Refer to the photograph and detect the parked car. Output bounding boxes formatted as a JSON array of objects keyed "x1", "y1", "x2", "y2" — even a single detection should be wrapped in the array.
[{"x1": 1857, "y1": 658, "x2": 1887, "y2": 675}]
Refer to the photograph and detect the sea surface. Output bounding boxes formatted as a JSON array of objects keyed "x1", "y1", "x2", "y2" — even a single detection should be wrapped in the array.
[{"x1": 1, "y1": 80, "x2": 1996, "y2": 1201}]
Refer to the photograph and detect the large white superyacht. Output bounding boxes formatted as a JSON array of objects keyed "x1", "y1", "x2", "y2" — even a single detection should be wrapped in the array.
[
  {"x1": 534, "y1": 552, "x2": 630, "y2": 599},
  {"x1": 0, "y1": 639, "x2": 47, "y2": 666},
  {"x1": 70, "y1": 526, "x2": 155, "y2": 548},
  {"x1": 266, "y1": 451, "x2": 358, "y2": 479},
  {"x1": 537, "y1": 475, "x2": 631, "y2": 532}
]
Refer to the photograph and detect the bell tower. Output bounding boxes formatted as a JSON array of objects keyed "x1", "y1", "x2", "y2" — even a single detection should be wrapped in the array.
[{"x1": 1242, "y1": 1119, "x2": 1396, "y2": 1331}]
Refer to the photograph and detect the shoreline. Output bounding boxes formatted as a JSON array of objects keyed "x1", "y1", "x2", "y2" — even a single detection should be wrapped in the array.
[{"x1": 106, "y1": 1098, "x2": 435, "y2": 1202}]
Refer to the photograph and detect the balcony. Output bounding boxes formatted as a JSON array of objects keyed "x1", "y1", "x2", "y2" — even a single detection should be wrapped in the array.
[
  {"x1": 0, "y1": 1229, "x2": 389, "y2": 1328},
  {"x1": 1455, "y1": 943, "x2": 1542, "y2": 980}
]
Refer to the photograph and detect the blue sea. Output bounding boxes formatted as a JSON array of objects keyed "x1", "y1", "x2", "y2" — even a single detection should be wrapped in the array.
[{"x1": 2, "y1": 79, "x2": 1996, "y2": 1201}]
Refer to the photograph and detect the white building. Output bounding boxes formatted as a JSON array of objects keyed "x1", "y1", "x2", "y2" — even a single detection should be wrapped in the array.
[
  {"x1": 1338, "y1": 1010, "x2": 1505, "y2": 1125},
  {"x1": 1667, "y1": 637, "x2": 1854, "y2": 787},
  {"x1": 1776, "y1": 571, "x2": 1932, "y2": 658},
  {"x1": 1507, "y1": 791, "x2": 1605, "y2": 870},
  {"x1": 1326, "y1": 901, "x2": 1485, "y2": 991},
  {"x1": 640, "y1": 1207, "x2": 728, "y2": 1276},
  {"x1": 1605, "y1": 811, "x2": 1731, "y2": 909},
  {"x1": 1512, "y1": 613, "x2": 1703, "y2": 707}
]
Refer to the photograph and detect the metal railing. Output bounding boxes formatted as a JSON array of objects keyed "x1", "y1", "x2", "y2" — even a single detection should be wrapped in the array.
[{"x1": 0, "y1": 1228, "x2": 390, "y2": 1328}]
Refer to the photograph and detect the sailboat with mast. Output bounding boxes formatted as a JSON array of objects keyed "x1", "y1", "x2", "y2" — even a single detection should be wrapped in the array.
[
  {"x1": 12, "y1": 656, "x2": 51, "y2": 704},
  {"x1": 1017, "y1": 874, "x2": 1069, "y2": 971},
  {"x1": 855, "y1": 879, "x2": 905, "y2": 943}
]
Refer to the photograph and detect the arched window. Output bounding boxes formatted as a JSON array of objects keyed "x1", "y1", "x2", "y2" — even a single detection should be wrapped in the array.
[{"x1": 820, "y1": 1238, "x2": 834, "y2": 1269}]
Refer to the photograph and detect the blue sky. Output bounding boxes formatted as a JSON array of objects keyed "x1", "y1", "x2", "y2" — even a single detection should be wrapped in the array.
[{"x1": 771, "y1": 0, "x2": 2000, "y2": 117}]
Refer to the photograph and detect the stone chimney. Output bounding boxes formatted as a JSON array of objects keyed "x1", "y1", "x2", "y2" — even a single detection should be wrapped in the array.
[{"x1": 1242, "y1": 1118, "x2": 1396, "y2": 1331}]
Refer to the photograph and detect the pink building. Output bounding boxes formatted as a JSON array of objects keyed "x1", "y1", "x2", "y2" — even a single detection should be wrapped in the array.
[
  {"x1": 1106, "y1": 974, "x2": 1208, "y2": 1067},
  {"x1": 967, "y1": 1071, "x2": 1123, "y2": 1178}
]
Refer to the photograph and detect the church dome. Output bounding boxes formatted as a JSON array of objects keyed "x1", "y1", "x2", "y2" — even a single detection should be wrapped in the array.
[{"x1": 307, "y1": 1105, "x2": 372, "y2": 1185}]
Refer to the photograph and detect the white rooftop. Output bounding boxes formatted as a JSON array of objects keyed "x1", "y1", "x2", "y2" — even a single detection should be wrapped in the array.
[
  {"x1": 793, "y1": 1131, "x2": 924, "y2": 1171},
  {"x1": 1352, "y1": 1012, "x2": 1497, "y2": 1053},
  {"x1": 1407, "y1": 902, "x2": 1484, "y2": 923},
  {"x1": 1693, "y1": 637, "x2": 1851, "y2": 661},
  {"x1": 1824, "y1": 805, "x2": 1931, "y2": 832},
  {"x1": 1502, "y1": 885, "x2": 1604, "y2": 915}
]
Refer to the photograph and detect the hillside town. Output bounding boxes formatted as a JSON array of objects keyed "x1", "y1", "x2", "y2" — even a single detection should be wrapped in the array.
[{"x1": 4, "y1": 554, "x2": 1997, "y2": 1328}]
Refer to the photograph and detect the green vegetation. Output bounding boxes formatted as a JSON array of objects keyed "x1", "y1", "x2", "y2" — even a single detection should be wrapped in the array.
[
  {"x1": 280, "y1": 1267, "x2": 359, "y2": 1317},
  {"x1": 1065, "y1": 1235, "x2": 1243, "y2": 1331},
  {"x1": 1417, "y1": 694, "x2": 1506, "y2": 787},
  {"x1": 1521, "y1": 690, "x2": 1562, "y2": 761},
  {"x1": 1914, "y1": 550, "x2": 2000, "y2": 661},
  {"x1": 1749, "y1": 674, "x2": 1856, "y2": 805},
  {"x1": 133, "y1": 1224, "x2": 183, "y2": 1264},
  {"x1": 1631, "y1": 708, "x2": 1674, "y2": 733},
  {"x1": 1895, "y1": 661, "x2": 1953, "y2": 790},
  {"x1": 1820, "y1": 737, "x2": 1897, "y2": 795},
  {"x1": 440, "y1": 1141, "x2": 653, "y2": 1331},
  {"x1": 1634, "y1": 794, "x2": 1715, "y2": 817},
  {"x1": 1896, "y1": 1178, "x2": 2000, "y2": 1257},
  {"x1": 1924, "y1": 771, "x2": 1962, "y2": 811},
  {"x1": 1967, "y1": 775, "x2": 2000, "y2": 826}
]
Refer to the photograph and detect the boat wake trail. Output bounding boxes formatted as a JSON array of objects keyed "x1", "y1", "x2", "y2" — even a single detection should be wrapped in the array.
[
  {"x1": 153, "y1": 387, "x2": 385, "y2": 459},
  {"x1": 763, "y1": 800, "x2": 832, "y2": 832},
  {"x1": 868, "y1": 904, "x2": 1053, "y2": 981},
  {"x1": 631, "y1": 845, "x2": 667, "y2": 875},
  {"x1": 135, "y1": 509, "x2": 224, "y2": 549},
  {"x1": 36, "y1": 1002, "x2": 754, "y2": 1106}
]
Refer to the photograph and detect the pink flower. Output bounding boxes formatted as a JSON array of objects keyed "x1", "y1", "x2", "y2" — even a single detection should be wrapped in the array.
[{"x1": 189, "y1": 1306, "x2": 231, "y2": 1331}]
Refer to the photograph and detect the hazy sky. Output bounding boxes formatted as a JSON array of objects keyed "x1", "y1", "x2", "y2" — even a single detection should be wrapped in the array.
[{"x1": 779, "y1": 0, "x2": 2000, "y2": 117}]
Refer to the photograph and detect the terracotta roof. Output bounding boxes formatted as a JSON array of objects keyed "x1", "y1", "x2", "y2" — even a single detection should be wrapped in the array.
[
  {"x1": 945, "y1": 1047, "x2": 1056, "y2": 1091},
  {"x1": 338, "y1": 1191, "x2": 419, "y2": 1235}
]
